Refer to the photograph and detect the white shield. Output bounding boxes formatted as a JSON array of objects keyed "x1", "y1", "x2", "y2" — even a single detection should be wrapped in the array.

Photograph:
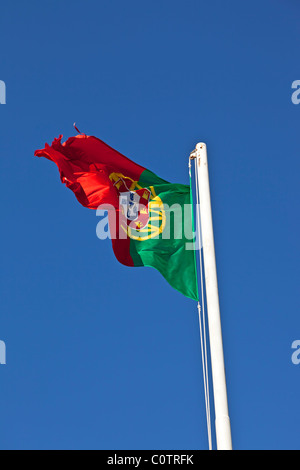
[{"x1": 119, "y1": 191, "x2": 141, "y2": 221}]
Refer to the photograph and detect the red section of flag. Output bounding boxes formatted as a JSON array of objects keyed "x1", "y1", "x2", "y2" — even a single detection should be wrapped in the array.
[
  {"x1": 34, "y1": 134, "x2": 146, "y2": 209},
  {"x1": 108, "y1": 210, "x2": 134, "y2": 267},
  {"x1": 34, "y1": 134, "x2": 146, "y2": 266}
]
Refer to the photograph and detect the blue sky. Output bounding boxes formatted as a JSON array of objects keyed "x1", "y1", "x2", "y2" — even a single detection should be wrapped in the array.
[{"x1": 0, "y1": 0, "x2": 299, "y2": 450}]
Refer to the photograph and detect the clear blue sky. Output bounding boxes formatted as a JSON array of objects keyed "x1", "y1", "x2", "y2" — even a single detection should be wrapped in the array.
[{"x1": 0, "y1": 0, "x2": 299, "y2": 450}]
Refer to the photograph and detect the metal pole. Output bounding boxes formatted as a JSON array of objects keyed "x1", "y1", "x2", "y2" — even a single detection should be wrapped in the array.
[{"x1": 195, "y1": 143, "x2": 232, "y2": 450}]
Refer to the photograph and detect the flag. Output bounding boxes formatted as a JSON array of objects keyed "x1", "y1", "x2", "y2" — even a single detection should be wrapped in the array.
[{"x1": 35, "y1": 134, "x2": 199, "y2": 300}]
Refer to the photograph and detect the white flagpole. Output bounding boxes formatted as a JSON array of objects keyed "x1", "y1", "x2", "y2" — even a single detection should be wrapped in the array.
[{"x1": 195, "y1": 142, "x2": 232, "y2": 450}]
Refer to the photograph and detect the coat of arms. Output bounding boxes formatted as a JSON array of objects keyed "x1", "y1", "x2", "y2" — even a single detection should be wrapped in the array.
[{"x1": 119, "y1": 188, "x2": 151, "y2": 229}]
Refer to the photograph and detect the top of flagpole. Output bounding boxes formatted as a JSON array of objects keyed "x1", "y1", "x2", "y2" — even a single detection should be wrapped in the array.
[{"x1": 190, "y1": 143, "x2": 206, "y2": 161}]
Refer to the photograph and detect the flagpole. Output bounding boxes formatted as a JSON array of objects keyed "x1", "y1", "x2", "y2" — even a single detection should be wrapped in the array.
[{"x1": 195, "y1": 143, "x2": 232, "y2": 450}]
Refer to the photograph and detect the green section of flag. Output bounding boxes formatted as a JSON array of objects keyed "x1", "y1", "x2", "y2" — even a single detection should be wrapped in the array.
[{"x1": 129, "y1": 170, "x2": 199, "y2": 301}]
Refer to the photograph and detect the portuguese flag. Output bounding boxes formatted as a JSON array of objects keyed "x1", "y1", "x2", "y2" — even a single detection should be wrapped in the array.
[{"x1": 35, "y1": 134, "x2": 199, "y2": 301}]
